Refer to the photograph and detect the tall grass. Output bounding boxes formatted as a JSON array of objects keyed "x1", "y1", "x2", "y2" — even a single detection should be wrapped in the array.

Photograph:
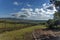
[
  {"x1": 0, "y1": 25, "x2": 46, "y2": 40},
  {"x1": 0, "y1": 22, "x2": 35, "y2": 33}
]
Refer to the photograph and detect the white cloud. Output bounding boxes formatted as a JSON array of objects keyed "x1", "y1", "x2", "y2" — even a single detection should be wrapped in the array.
[
  {"x1": 11, "y1": 8, "x2": 33, "y2": 18},
  {"x1": 21, "y1": 8, "x2": 33, "y2": 17},
  {"x1": 11, "y1": 3, "x2": 57, "y2": 20},
  {"x1": 43, "y1": 3, "x2": 46, "y2": 7},
  {"x1": 27, "y1": 4, "x2": 31, "y2": 7},
  {"x1": 13, "y1": 1, "x2": 19, "y2": 6},
  {"x1": 21, "y1": 8, "x2": 33, "y2": 12}
]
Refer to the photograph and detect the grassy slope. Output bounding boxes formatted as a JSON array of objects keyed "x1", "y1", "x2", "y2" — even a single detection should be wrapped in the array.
[
  {"x1": 0, "y1": 25, "x2": 46, "y2": 40},
  {"x1": 0, "y1": 23, "x2": 31, "y2": 28},
  {"x1": 0, "y1": 23, "x2": 33, "y2": 33}
]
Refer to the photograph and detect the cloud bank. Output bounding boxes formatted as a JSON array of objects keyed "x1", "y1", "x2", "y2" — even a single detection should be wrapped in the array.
[{"x1": 12, "y1": 3, "x2": 57, "y2": 20}]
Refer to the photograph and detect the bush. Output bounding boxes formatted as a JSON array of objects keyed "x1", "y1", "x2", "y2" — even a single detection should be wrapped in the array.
[
  {"x1": 46, "y1": 19, "x2": 55, "y2": 29},
  {"x1": 46, "y1": 19, "x2": 60, "y2": 29},
  {"x1": 57, "y1": 25, "x2": 60, "y2": 28}
]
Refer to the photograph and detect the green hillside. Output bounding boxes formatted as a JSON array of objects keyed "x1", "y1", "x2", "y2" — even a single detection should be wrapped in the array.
[
  {"x1": 0, "y1": 25, "x2": 46, "y2": 40},
  {"x1": 0, "y1": 18, "x2": 46, "y2": 40},
  {"x1": 0, "y1": 22, "x2": 34, "y2": 33}
]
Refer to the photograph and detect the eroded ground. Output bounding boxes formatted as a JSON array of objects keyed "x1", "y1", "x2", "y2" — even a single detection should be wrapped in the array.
[{"x1": 32, "y1": 29, "x2": 60, "y2": 40}]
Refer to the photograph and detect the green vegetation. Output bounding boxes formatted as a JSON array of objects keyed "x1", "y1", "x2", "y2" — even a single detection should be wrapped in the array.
[
  {"x1": 0, "y1": 0, "x2": 60, "y2": 40},
  {"x1": 0, "y1": 19, "x2": 46, "y2": 40},
  {"x1": 0, "y1": 11, "x2": 60, "y2": 40},
  {"x1": 46, "y1": 12, "x2": 60, "y2": 29},
  {"x1": 50, "y1": 0, "x2": 60, "y2": 6},
  {"x1": 0, "y1": 25, "x2": 46, "y2": 40},
  {"x1": 0, "y1": 21, "x2": 36, "y2": 33},
  {"x1": 0, "y1": 23, "x2": 31, "y2": 29},
  {"x1": 54, "y1": 12, "x2": 60, "y2": 19}
]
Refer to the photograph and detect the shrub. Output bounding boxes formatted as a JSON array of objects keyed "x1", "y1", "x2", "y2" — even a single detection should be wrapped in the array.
[{"x1": 46, "y1": 19, "x2": 60, "y2": 29}]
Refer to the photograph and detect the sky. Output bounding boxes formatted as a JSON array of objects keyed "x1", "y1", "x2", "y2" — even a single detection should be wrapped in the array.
[{"x1": 0, "y1": 0, "x2": 57, "y2": 20}]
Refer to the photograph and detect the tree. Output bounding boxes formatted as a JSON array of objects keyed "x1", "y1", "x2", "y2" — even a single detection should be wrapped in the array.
[
  {"x1": 46, "y1": 12, "x2": 60, "y2": 29},
  {"x1": 54, "y1": 12, "x2": 60, "y2": 19},
  {"x1": 46, "y1": 19, "x2": 55, "y2": 29},
  {"x1": 48, "y1": 0, "x2": 60, "y2": 29},
  {"x1": 50, "y1": 0, "x2": 60, "y2": 6},
  {"x1": 54, "y1": 12, "x2": 60, "y2": 28},
  {"x1": 50, "y1": 0, "x2": 60, "y2": 11},
  {"x1": 54, "y1": 20, "x2": 60, "y2": 26}
]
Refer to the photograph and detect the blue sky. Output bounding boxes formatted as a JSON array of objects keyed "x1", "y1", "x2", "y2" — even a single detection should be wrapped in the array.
[{"x1": 0, "y1": 0, "x2": 57, "y2": 20}]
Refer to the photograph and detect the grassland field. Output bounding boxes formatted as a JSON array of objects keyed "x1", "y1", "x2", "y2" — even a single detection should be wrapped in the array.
[
  {"x1": 0, "y1": 25, "x2": 46, "y2": 40},
  {"x1": 0, "y1": 20, "x2": 46, "y2": 40}
]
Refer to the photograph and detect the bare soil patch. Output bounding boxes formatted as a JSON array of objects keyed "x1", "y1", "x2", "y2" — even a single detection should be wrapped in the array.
[{"x1": 32, "y1": 29, "x2": 60, "y2": 40}]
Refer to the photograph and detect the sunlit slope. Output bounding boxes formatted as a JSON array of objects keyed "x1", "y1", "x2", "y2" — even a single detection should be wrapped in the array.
[
  {"x1": 0, "y1": 23, "x2": 33, "y2": 33},
  {"x1": 0, "y1": 25, "x2": 46, "y2": 40}
]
